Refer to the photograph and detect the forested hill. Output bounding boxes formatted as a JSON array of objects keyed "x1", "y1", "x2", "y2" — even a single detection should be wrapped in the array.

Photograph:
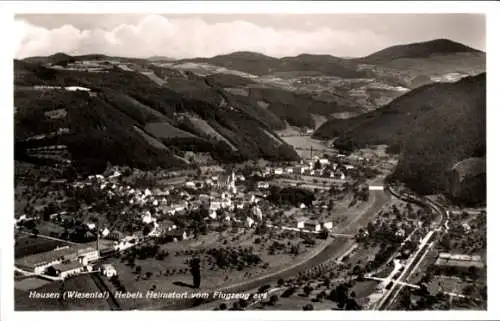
[
  {"x1": 14, "y1": 60, "x2": 299, "y2": 174},
  {"x1": 314, "y1": 73, "x2": 486, "y2": 204}
]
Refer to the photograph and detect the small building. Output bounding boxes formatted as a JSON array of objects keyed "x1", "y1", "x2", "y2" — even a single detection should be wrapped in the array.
[
  {"x1": 274, "y1": 168, "x2": 284, "y2": 176},
  {"x1": 395, "y1": 228, "x2": 406, "y2": 238},
  {"x1": 319, "y1": 158, "x2": 330, "y2": 165},
  {"x1": 257, "y1": 182, "x2": 270, "y2": 189},
  {"x1": 322, "y1": 222, "x2": 333, "y2": 230},
  {"x1": 101, "y1": 264, "x2": 117, "y2": 278},
  {"x1": 303, "y1": 221, "x2": 322, "y2": 233},
  {"x1": 246, "y1": 216, "x2": 255, "y2": 228}
]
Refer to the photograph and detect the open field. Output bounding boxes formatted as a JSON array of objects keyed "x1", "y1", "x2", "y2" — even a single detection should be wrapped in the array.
[
  {"x1": 281, "y1": 136, "x2": 328, "y2": 153},
  {"x1": 15, "y1": 277, "x2": 52, "y2": 291},
  {"x1": 101, "y1": 228, "x2": 326, "y2": 309},
  {"x1": 15, "y1": 234, "x2": 66, "y2": 258}
]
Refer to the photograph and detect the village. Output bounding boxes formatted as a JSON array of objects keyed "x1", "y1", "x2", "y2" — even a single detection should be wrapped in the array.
[{"x1": 14, "y1": 149, "x2": 382, "y2": 308}]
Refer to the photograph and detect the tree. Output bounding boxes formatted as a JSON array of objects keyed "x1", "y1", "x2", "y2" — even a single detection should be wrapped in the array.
[
  {"x1": 190, "y1": 258, "x2": 201, "y2": 288},
  {"x1": 467, "y1": 266, "x2": 478, "y2": 280},
  {"x1": 277, "y1": 278, "x2": 285, "y2": 287},
  {"x1": 262, "y1": 292, "x2": 276, "y2": 305},
  {"x1": 303, "y1": 285, "x2": 313, "y2": 297},
  {"x1": 238, "y1": 298, "x2": 248, "y2": 309},
  {"x1": 302, "y1": 303, "x2": 314, "y2": 311},
  {"x1": 219, "y1": 303, "x2": 227, "y2": 310},
  {"x1": 319, "y1": 228, "x2": 329, "y2": 240},
  {"x1": 135, "y1": 265, "x2": 142, "y2": 274}
]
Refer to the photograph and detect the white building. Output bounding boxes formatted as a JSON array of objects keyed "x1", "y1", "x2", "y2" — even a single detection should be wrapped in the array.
[
  {"x1": 304, "y1": 221, "x2": 322, "y2": 232},
  {"x1": 257, "y1": 182, "x2": 270, "y2": 189},
  {"x1": 142, "y1": 212, "x2": 154, "y2": 224},
  {"x1": 319, "y1": 158, "x2": 330, "y2": 165},
  {"x1": 252, "y1": 206, "x2": 263, "y2": 221},
  {"x1": 101, "y1": 264, "x2": 118, "y2": 278},
  {"x1": 322, "y1": 222, "x2": 333, "y2": 230},
  {"x1": 53, "y1": 262, "x2": 84, "y2": 279},
  {"x1": 101, "y1": 228, "x2": 110, "y2": 238},
  {"x1": 65, "y1": 86, "x2": 91, "y2": 92},
  {"x1": 274, "y1": 168, "x2": 284, "y2": 176},
  {"x1": 246, "y1": 216, "x2": 255, "y2": 228}
]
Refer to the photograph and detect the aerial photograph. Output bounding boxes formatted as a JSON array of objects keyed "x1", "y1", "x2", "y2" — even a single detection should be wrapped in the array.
[{"x1": 13, "y1": 12, "x2": 486, "y2": 311}]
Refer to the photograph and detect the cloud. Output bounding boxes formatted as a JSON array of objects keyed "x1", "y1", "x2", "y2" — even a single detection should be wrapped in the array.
[{"x1": 14, "y1": 14, "x2": 394, "y2": 59}]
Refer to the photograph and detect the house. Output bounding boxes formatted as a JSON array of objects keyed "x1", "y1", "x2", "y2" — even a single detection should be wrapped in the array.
[
  {"x1": 395, "y1": 228, "x2": 406, "y2": 238},
  {"x1": 257, "y1": 182, "x2": 270, "y2": 189},
  {"x1": 101, "y1": 228, "x2": 110, "y2": 238},
  {"x1": 462, "y1": 223, "x2": 471, "y2": 234},
  {"x1": 114, "y1": 236, "x2": 137, "y2": 251},
  {"x1": 142, "y1": 211, "x2": 154, "y2": 224},
  {"x1": 322, "y1": 222, "x2": 333, "y2": 230},
  {"x1": 101, "y1": 264, "x2": 117, "y2": 278},
  {"x1": 246, "y1": 216, "x2": 255, "y2": 228},
  {"x1": 274, "y1": 168, "x2": 284, "y2": 176},
  {"x1": 53, "y1": 261, "x2": 85, "y2": 279},
  {"x1": 209, "y1": 201, "x2": 222, "y2": 212},
  {"x1": 303, "y1": 220, "x2": 322, "y2": 233},
  {"x1": 185, "y1": 181, "x2": 196, "y2": 189},
  {"x1": 296, "y1": 217, "x2": 307, "y2": 229},
  {"x1": 285, "y1": 167, "x2": 294, "y2": 174},
  {"x1": 252, "y1": 205, "x2": 263, "y2": 221},
  {"x1": 86, "y1": 223, "x2": 96, "y2": 230},
  {"x1": 300, "y1": 166, "x2": 310, "y2": 175},
  {"x1": 319, "y1": 158, "x2": 330, "y2": 165}
]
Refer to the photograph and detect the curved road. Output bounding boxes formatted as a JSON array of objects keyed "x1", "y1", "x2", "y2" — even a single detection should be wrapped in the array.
[{"x1": 147, "y1": 177, "x2": 391, "y2": 310}]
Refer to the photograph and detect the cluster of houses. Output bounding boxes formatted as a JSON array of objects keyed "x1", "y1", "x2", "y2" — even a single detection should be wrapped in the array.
[
  {"x1": 253, "y1": 156, "x2": 354, "y2": 182},
  {"x1": 17, "y1": 157, "x2": 359, "y2": 281}
]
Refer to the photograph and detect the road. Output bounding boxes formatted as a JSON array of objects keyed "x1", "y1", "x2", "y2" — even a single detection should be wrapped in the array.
[
  {"x1": 372, "y1": 186, "x2": 447, "y2": 310},
  {"x1": 145, "y1": 177, "x2": 391, "y2": 310},
  {"x1": 17, "y1": 230, "x2": 79, "y2": 245}
]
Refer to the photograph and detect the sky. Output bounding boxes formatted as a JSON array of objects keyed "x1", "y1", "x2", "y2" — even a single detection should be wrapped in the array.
[{"x1": 14, "y1": 13, "x2": 485, "y2": 59}]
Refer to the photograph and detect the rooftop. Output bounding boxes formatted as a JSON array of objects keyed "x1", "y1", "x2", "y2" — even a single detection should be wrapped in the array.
[
  {"x1": 53, "y1": 261, "x2": 84, "y2": 272},
  {"x1": 434, "y1": 258, "x2": 484, "y2": 269},
  {"x1": 15, "y1": 243, "x2": 97, "y2": 268}
]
